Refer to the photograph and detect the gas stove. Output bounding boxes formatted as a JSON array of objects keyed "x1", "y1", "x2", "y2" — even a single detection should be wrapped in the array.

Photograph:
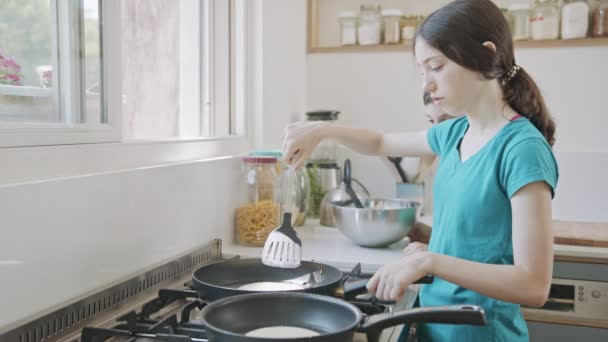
[
  {"x1": 2, "y1": 241, "x2": 411, "y2": 342},
  {"x1": 80, "y1": 272, "x2": 392, "y2": 341}
]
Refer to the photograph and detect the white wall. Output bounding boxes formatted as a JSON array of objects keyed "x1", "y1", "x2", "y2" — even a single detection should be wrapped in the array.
[
  {"x1": 306, "y1": 47, "x2": 608, "y2": 221},
  {"x1": 0, "y1": 156, "x2": 245, "y2": 331},
  {"x1": 256, "y1": 1, "x2": 608, "y2": 221},
  {"x1": 257, "y1": 0, "x2": 308, "y2": 149}
]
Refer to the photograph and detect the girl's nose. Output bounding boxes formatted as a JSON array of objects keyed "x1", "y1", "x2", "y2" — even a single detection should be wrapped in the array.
[{"x1": 422, "y1": 74, "x2": 436, "y2": 94}]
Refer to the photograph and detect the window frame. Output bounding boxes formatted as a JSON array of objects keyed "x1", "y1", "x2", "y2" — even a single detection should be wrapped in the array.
[
  {"x1": 0, "y1": 0, "x2": 259, "y2": 186},
  {"x1": 0, "y1": 0, "x2": 122, "y2": 147}
]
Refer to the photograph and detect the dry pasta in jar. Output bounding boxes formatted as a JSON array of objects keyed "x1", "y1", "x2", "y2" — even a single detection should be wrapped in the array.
[{"x1": 235, "y1": 156, "x2": 281, "y2": 246}]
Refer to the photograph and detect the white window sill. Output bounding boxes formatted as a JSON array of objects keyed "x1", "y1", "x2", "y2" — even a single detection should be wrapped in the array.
[
  {"x1": 0, "y1": 135, "x2": 251, "y2": 187},
  {"x1": 0, "y1": 85, "x2": 52, "y2": 98}
]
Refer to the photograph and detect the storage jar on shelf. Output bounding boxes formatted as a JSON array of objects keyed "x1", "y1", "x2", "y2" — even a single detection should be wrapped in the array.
[
  {"x1": 400, "y1": 15, "x2": 419, "y2": 42},
  {"x1": 382, "y1": 9, "x2": 403, "y2": 44},
  {"x1": 358, "y1": 4, "x2": 382, "y2": 45},
  {"x1": 509, "y1": 4, "x2": 531, "y2": 40},
  {"x1": 561, "y1": 0, "x2": 590, "y2": 39},
  {"x1": 591, "y1": 0, "x2": 608, "y2": 37},
  {"x1": 338, "y1": 11, "x2": 358, "y2": 46},
  {"x1": 530, "y1": 0, "x2": 561, "y2": 40}
]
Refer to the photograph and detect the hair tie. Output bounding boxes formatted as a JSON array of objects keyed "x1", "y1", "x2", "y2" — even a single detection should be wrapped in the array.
[{"x1": 501, "y1": 64, "x2": 521, "y2": 86}]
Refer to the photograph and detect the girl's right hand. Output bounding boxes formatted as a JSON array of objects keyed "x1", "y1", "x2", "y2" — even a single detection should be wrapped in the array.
[{"x1": 282, "y1": 121, "x2": 327, "y2": 170}]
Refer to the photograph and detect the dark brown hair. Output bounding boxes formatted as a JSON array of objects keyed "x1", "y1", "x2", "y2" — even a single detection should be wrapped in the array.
[
  {"x1": 414, "y1": 0, "x2": 556, "y2": 146},
  {"x1": 423, "y1": 91, "x2": 433, "y2": 106}
]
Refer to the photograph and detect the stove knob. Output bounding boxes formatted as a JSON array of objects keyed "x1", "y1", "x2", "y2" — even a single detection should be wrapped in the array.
[{"x1": 592, "y1": 290, "x2": 601, "y2": 299}]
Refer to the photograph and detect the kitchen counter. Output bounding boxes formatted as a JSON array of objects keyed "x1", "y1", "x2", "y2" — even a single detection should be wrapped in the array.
[
  {"x1": 415, "y1": 216, "x2": 608, "y2": 263},
  {"x1": 223, "y1": 222, "x2": 408, "y2": 272},
  {"x1": 223, "y1": 217, "x2": 608, "y2": 267}
]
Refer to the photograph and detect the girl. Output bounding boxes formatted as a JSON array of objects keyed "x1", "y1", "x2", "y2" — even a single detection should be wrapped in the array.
[{"x1": 282, "y1": 0, "x2": 558, "y2": 341}]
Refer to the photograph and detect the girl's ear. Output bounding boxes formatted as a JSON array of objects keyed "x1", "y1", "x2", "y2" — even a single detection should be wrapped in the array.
[{"x1": 482, "y1": 41, "x2": 497, "y2": 54}]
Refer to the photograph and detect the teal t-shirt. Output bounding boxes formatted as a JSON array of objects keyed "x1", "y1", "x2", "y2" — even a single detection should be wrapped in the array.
[{"x1": 417, "y1": 116, "x2": 558, "y2": 342}]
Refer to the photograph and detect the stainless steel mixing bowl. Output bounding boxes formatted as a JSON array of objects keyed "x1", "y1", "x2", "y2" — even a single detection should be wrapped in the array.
[{"x1": 331, "y1": 198, "x2": 420, "y2": 248}]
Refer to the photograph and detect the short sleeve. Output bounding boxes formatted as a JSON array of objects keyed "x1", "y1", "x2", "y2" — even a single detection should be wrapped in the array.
[
  {"x1": 427, "y1": 116, "x2": 466, "y2": 157},
  {"x1": 501, "y1": 138, "x2": 559, "y2": 199}
]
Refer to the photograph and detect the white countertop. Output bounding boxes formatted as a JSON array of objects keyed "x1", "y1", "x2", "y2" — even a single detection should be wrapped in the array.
[
  {"x1": 222, "y1": 221, "x2": 408, "y2": 271},
  {"x1": 415, "y1": 216, "x2": 608, "y2": 261},
  {"x1": 224, "y1": 217, "x2": 608, "y2": 265}
]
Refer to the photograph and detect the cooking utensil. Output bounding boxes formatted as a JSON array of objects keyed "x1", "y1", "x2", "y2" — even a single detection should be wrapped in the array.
[
  {"x1": 343, "y1": 159, "x2": 364, "y2": 208},
  {"x1": 191, "y1": 258, "x2": 433, "y2": 302},
  {"x1": 332, "y1": 198, "x2": 420, "y2": 248},
  {"x1": 262, "y1": 168, "x2": 302, "y2": 268},
  {"x1": 200, "y1": 292, "x2": 487, "y2": 342},
  {"x1": 387, "y1": 157, "x2": 408, "y2": 183},
  {"x1": 319, "y1": 177, "x2": 370, "y2": 227}
]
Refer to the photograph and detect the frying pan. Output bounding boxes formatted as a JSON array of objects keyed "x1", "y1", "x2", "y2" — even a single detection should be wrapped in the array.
[
  {"x1": 192, "y1": 258, "x2": 433, "y2": 302},
  {"x1": 199, "y1": 292, "x2": 487, "y2": 342}
]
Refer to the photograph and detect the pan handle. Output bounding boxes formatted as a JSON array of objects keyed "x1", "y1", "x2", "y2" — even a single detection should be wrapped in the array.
[
  {"x1": 359, "y1": 305, "x2": 487, "y2": 341},
  {"x1": 343, "y1": 275, "x2": 434, "y2": 301}
]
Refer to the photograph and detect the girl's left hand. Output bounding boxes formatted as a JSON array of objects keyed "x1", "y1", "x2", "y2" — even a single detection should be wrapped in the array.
[
  {"x1": 403, "y1": 241, "x2": 428, "y2": 256},
  {"x1": 366, "y1": 251, "x2": 432, "y2": 301}
]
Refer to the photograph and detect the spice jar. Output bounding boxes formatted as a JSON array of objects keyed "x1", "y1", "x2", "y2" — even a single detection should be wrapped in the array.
[
  {"x1": 591, "y1": 0, "x2": 608, "y2": 37},
  {"x1": 509, "y1": 4, "x2": 531, "y2": 40},
  {"x1": 382, "y1": 9, "x2": 403, "y2": 44},
  {"x1": 338, "y1": 11, "x2": 358, "y2": 46},
  {"x1": 358, "y1": 4, "x2": 382, "y2": 45},
  {"x1": 530, "y1": 0, "x2": 561, "y2": 40},
  {"x1": 401, "y1": 15, "x2": 419, "y2": 42},
  {"x1": 561, "y1": 0, "x2": 590, "y2": 39},
  {"x1": 235, "y1": 156, "x2": 281, "y2": 246},
  {"x1": 249, "y1": 150, "x2": 311, "y2": 227}
]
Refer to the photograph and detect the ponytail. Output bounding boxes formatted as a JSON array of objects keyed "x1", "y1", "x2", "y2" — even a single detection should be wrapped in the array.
[{"x1": 502, "y1": 68, "x2": 556, "y2": 146}]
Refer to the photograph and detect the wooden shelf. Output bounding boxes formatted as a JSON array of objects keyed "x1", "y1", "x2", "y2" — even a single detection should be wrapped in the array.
[{"x1": 308, "y1": 38, "x2": 608, "y2": 54}]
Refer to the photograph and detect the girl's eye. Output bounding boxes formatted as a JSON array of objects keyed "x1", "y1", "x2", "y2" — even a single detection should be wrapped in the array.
[{"x1": 431, "y1": 65, "x2": 443, "y2": 72}]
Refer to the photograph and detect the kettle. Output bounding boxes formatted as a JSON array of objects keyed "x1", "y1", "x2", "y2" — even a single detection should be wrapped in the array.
[{"x1": 319, "y1": 159, "x2": 370, "y2": 227}]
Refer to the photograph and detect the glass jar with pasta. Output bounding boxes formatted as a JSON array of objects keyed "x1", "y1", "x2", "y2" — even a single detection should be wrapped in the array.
[{"x1": 235, "y1": 156, "x2": 282, "y2": 247}]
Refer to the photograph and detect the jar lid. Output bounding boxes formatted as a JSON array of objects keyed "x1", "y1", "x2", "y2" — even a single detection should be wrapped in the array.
[
  {"x1": 381, "y1": 9, "x2": 403, "y2": 16},
  {"x1": 337, "y1": 11, "x2": 358, "y2": 18},
  {"x1": 305, "y1": 110, "x2": 340, "y2": 121},
  {"x1": 250, "y1": 150, "x2": 283, "y2": 158},
  {"x1": 242, "y1": 156, "x2": 278, "y2": 164},
  {"x1": 509, "y1": 3, "x2": 530, "y2": 11}
]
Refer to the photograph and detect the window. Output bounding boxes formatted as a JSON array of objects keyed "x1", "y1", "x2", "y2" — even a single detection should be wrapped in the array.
[{"x1": 0, "y1": 0, "x2": 249, "y2": 147}]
